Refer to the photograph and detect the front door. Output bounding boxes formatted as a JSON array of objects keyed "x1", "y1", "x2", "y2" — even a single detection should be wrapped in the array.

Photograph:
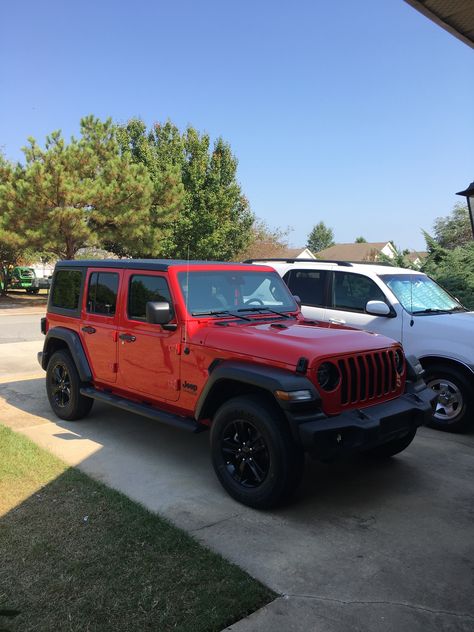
[
  {"x1": 80, "y1": 269, "x2": 121, "y2": 383},
  {"x1": 117, "y1": 271, "x2": 181, "y2": 402},
  {"x1": 325, "y1": 270, "x2": 403, "y2": 341}
]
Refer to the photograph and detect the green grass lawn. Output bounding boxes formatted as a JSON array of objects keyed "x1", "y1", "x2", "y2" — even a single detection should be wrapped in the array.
[{"x1": 0, "y1": 425, "x2": 274, "y2": 631}]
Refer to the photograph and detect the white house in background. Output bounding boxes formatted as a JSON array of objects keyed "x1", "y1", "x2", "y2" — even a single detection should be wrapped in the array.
[
  {"x1": 279, "y1": 247, "x2": 316, "y2": 259},
  {"x1": 242, "y1": 245, "x2": 317, "y2": 260},
  {"x1": 30, "y1": 262, "x2": 55, "y2": 278},
  {"x1": 315, "y1": 241, "x2": 398, "y2": 262}
]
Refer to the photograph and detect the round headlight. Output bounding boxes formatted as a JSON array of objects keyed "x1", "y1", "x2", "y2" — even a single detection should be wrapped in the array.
[
  {"x1": 394, "y1": 349, "x2": 404, "y2": 374},
  {"x1": 317, "y1": 362, "x2": 340, "y2": 391}
]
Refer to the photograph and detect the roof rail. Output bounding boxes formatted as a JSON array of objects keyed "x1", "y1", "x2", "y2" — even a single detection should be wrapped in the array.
[{"x1": 244, "y1": 258, "x2": 353, "y2": 267}]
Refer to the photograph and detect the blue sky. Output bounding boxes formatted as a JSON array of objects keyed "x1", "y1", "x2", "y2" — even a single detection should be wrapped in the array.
[{"x1": 1, "y1": 0, "x2": 473, "y2": 251}]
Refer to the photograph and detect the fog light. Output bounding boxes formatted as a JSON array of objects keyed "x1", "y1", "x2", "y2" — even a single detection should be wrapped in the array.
[{"x1": 274, "y1": 389, "x2": 312, "y2": 402}]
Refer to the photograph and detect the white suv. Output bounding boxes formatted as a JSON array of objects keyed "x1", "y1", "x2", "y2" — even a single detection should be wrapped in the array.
[{"x1": 247, "y1": 258, "x2": 474, "y2": 433}]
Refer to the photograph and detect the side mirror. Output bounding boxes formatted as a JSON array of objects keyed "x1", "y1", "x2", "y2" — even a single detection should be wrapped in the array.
[
  {"x1": 146, "y1": 301, "x2": 172, "y2": 325},
  {"x1": 365, "y1": 300, "x2": 391, "y2": 316},
  {"x1": 293, "y1": 294, "x2": 302, "y2": 308}
]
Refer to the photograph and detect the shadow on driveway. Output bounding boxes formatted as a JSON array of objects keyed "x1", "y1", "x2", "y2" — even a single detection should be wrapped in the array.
[{"x1": 1, "y1": 376, "x2": 473, "y2": 631}]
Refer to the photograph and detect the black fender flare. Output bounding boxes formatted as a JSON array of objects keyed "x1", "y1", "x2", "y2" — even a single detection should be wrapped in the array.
[
  {"x1": 195, "y1": 360, "x2": 321, "y2": 433},
  {"x1": 41, "y1": 327, "x2": 92, "y2": 382}
]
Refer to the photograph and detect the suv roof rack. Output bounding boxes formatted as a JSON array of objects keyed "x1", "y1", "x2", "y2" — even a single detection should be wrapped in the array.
[{"x1": 244, "y1": 258, "x2": 353, "y2": 267}]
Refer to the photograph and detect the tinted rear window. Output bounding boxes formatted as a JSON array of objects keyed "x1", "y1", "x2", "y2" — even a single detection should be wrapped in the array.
[
  {"x1": 283, "y1": 269, "x2": 328, "y2": 307},
  {"x1": 87, "y1": 272, "x2": 119, "y2": 315},
  {"x1": 52, "y1": 270, "x2": 83, "y2": 310}
]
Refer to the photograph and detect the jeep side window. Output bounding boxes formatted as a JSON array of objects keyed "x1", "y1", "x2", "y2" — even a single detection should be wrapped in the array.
[
  {"x1": 128, "y1": 275, "x2": 174, "y2": 321},
  {"x1": 51, "y1": 270, "x2": 83, "y2": 310},
  {"x1": 332, "y1": 272, "x2": 387, "y2": 312},
  {"x1": 283, "y1": 270, "x2": 327, "y2": 307},
  {"x1": 87, "y1": 272, "x2": 119, "y2": 316}
]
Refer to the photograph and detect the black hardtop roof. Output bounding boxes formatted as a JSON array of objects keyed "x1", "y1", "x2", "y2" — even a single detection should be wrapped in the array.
[{"x1": 54, "y1": 259, "x2": 263, "y2": 272}]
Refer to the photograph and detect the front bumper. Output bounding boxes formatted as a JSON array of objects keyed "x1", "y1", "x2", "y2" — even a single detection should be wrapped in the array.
[{"x1": 291, "y1": 385, "x2": 435, "y2": 459}]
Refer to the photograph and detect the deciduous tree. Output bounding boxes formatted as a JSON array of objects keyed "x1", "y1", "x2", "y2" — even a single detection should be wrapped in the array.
[
  {"x1": 118, "y1": 120, "x2": 254, "y2": 260},
  {"x1": 237, "y1": 220, "x2": 291, "y2": 260}
]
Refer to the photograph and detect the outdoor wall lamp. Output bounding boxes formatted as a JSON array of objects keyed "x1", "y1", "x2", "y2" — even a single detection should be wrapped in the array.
[{"x1": 456, "y1": 180, "x2": 474, "y2": 239}]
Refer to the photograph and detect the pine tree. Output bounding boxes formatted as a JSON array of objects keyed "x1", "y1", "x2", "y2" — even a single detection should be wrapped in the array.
[{"x1": 0, "y1": 117, "x2": 154, "y2": 260}]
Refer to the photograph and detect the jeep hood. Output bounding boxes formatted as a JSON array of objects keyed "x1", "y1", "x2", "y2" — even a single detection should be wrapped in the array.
[{"x1": 197, "y1": 320, "x2": 399, "y2": 368}]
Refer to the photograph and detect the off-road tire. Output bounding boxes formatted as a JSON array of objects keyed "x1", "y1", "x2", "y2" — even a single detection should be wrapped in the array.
[
  {"x1": 424, "y1": 363, "x2": 473, "y2": 433},
  {"x1": 210, "y1": 395, "x2": 304, "y2": 509},
  {"x1": 46, "y1": 350, "x2": 93, "y2": 421}
]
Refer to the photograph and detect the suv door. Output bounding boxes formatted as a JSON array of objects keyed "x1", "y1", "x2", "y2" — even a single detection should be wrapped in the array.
[
  {"x1": 325, "y1": 270, "x2": 403, "y2": 341},
  {"x1": 283, "y1": 268, "x2": 329, "y2": 321},
  {"x1": 81, "y1": 268, "x2": 121, "y2": 383},
  {"x1": 117, "y1": 271, "x2": 181, "y2": 402}
]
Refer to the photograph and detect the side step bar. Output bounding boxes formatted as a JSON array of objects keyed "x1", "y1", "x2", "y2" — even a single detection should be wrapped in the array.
[{"x1": 80, "y1": 387, "x2": 203, "y2": 433}]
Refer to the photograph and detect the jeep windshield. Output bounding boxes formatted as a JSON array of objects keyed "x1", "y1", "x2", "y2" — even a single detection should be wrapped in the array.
[
  {"x1": 380, "y1": 273, "x2": 466, "y2": 315},
  {"x1": 178, "y1": 270, "x2": 298, "y2": 317}
]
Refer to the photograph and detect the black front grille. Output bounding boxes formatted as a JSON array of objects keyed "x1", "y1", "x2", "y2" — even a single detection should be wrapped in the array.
[{"x1": 337, "y1": 350, "x2": 399, "y2": 406}]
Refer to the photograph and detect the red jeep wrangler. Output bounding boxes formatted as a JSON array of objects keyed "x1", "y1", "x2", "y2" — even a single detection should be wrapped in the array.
[{"x1": 39, "y1": 260, "x2": 434, "y2": 508}]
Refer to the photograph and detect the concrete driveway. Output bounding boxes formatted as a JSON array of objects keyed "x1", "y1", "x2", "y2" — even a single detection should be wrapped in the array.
[{"x1": 1, "y1": 313, "x2": 473, "y2": 631}]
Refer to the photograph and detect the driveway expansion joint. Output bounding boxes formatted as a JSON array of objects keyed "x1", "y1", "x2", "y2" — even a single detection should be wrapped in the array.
[
  {"x1": 190, "y1": 512, "x2": 243, "y2": 532},
  {"x1": 284, "y1": 594, "x2": 474, "y2": 620}
]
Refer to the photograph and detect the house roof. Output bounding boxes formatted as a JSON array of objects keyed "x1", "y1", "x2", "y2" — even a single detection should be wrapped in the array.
[
  {"x1": 404, "y1": 0, "x2": 474, "y2": 49},
  {"x1": 240, "y1": 244, "x2": 315, "y2": 260},
  {"x1": 406, "y1": 251, "x2": 428, "y2": 262},
  {"x1": 315, "y1": 242, "x2": 392, "y2": 261}
]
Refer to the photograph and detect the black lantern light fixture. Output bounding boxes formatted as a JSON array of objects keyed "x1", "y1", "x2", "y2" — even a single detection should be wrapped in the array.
[{"x1": 456, "y1": 180, "x2": 474, "y2": 239}]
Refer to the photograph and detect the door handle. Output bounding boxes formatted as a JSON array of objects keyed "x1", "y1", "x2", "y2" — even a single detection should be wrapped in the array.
[
  {"x1": 82, "y1": 326, "x2": 96, "y2": 334},
  {"x1": 329, "y1": 318, "x2": 345, "y2": 325},
  {"x1": 119, "y1": 333, "x2": 136, "y2": 342}
]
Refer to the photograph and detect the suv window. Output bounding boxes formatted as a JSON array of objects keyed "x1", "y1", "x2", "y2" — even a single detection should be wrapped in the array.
[
  {"x1": 332, "y1": 272, "x2": 387, "y2": 312},
  {"x1": 87, "y1": 272, "x2": 119, "y2": 316},
  {"x1": 128, "y1": 275, "x2": 173, "y2": 321},
  {"x1": 283, "y1": 269, "x2": 327, "y2": 307},
  {"x1": 51, "y1": 270, "x2": 83, "y2": 311}
]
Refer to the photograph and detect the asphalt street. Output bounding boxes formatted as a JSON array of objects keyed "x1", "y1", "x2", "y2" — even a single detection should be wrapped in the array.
[
  {"x1": 0, "y1": 310, "x2": 473, "y2": 632},
  {"x1": 0, "y1": 313, "x2": 44, "y2": 344}
]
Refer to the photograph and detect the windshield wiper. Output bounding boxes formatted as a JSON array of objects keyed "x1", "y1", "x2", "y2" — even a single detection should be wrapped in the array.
[
  {"x1": 412, "y1": 308, "x2": 455, "y2": 314},
  {"x1": 237, "y1": 307, "x2": 292, "y2": 319},
  {"x1": 191, "y1": 309, "x2": 252, "y2": 321}
]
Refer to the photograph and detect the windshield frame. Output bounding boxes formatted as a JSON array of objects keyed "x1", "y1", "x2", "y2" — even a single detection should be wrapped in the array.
[{"x1": 379, "y1": 272, "x2": 466, "y2": 315}]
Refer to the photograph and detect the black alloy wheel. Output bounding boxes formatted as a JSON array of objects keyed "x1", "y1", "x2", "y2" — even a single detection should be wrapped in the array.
[
  {"x1": 46, "y1": 350, "x2": 93, "y2": 421},
  {"x1": 210, "y1": 395, "x2": 304, "y2": 509},
  {"x1": 51, "y1": 363, "x2": 72, "y2": 408},
  {"x1": 221, "y1": 419, "x2": 270, "y2": 488}
]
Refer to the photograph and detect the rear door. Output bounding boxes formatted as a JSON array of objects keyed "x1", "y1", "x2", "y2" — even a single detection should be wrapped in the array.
[
  {"x1": 80, "y1": 268, "x2": 121, "y2": 383},
  {"x1": 117, "y1": 271, "x2": 181, "y2": 402},
  {"x1": 283, "y1": 268, "x2": 330, "y2": 321}
]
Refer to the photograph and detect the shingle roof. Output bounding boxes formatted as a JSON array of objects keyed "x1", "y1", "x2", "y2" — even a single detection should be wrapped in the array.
[
  {"x1": 240, "y1": 244, "x2": 315, "y2": 260},
  {"x1": 316, "y1": 242, "x2": 391, "y2": 261}
]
